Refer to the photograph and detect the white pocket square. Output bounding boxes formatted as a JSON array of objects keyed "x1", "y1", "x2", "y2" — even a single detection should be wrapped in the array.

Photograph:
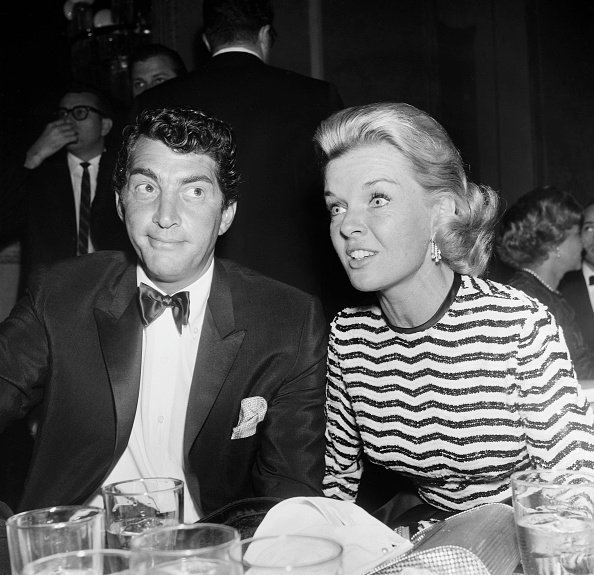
[{"x1": 231, "y1": 396, "x2": 268, "y2": 439}]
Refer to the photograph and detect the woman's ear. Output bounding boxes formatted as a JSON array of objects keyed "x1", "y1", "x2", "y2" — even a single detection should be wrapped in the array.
[{"x1": 430, "y1": 194, "x2": 457, "y2": 235}]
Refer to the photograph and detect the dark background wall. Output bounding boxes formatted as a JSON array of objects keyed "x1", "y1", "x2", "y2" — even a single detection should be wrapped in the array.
[{"x1": 1, "y1": 0, "x2": 593, "y2": 207}]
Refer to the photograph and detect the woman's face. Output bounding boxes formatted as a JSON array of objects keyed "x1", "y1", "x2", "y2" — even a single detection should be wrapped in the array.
[
  {"x1": 557, "y1": 224, "x2": 583, "y2": 273},
  {"x1": 323, "y1": 143, "x2": 435, "y2": 296}
]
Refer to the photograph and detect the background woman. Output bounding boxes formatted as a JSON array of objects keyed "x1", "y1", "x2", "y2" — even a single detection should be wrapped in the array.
[
  {"x1": 496, "y1": 186, "x2": 594, "y2": 380},
  {"x1": 314, "y1": 102, "x2": 594, "y2": 526}
]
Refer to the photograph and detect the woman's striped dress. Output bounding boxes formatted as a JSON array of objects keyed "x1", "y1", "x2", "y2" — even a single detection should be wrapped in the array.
[{"x1": 323, "y1": 274, "x2": 594, "y2": 511}]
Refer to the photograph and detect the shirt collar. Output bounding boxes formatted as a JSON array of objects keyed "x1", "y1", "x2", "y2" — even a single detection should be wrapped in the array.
[
  {"x1": 67, "y1": 151, "x2": 102, "y2": 172},
  {"x1": 583, "y1": 262, "x2": 594, "y2": 283},
  {"x1": 212, "y1": 46, "x2": 263, "y2": 60},
  {"x1": 136, "y1": 259, "x2": 215, "y2": 325}
]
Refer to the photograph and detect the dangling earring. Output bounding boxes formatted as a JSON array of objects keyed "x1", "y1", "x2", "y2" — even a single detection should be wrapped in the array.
[{"x1": 430, "y1": 238, "x2": 442, "y2": 263}]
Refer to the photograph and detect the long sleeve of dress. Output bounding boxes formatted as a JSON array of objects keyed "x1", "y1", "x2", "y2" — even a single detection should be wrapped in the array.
[
  {"x1": 515, "y1": 303, "x2": 594, "y2": 469},
  {"x1": 323, "y1": 320, "x2": 363, "y2": 500}
]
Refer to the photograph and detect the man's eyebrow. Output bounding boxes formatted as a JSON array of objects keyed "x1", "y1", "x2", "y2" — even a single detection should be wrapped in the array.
[
  {"x1": 129, "y1": 167, "x2": 157, "y2": 179},
  {"x1": 128, "y1": 169, "x2": 214, "y2": 186},
  {"x1": 179, "y1": 175, "x2": 214, "y2": 186}
]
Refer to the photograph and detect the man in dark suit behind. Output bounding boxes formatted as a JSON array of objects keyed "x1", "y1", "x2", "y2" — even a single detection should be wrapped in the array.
[
  {"x1": 135, "y1": 0, "x2": 353, "y2": 317},
  {"x1": 7, "y1": 85, "x2": 131, "y2": 284},
  {"x1": 0, "y1": 106, "x2": 327, "y2": 521},
  {"x1": 560, "y1": 200, "x2": 594, "y2": 353}
]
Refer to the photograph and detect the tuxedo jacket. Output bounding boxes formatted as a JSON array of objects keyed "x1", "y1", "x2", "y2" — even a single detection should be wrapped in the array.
[
  {"x1": 17, "y1": 148, "x2": 131, "y2": 280},
  {"x1": 135, "y1": 52, "x2": 353, "y2": 315},
  {"x1": 0, "y1": 252, "x2": 328, "y2": 515},
  {"x1": 559, "y1": 270, "x2": 594, "y2": 353}
]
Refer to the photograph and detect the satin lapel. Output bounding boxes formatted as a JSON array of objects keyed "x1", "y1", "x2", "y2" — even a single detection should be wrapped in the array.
[
  {"x1": 94, "y1": 264, "x2": 143, "y2": 459},
  {"x1": 184, "y1": 261, "x2": 245, "y2": 454}
]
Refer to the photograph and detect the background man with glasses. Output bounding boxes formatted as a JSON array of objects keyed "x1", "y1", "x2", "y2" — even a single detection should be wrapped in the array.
[{"x1": 15, "y1": 85, "x2": 131, "y2": 285}]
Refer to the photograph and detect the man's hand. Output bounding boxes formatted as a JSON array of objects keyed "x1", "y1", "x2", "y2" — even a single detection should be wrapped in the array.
[{"x1": 24, "y1": 118, "x2": 78, "y2": 169}]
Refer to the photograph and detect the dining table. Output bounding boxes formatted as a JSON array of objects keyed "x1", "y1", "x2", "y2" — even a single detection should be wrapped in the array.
[{"x1": 0, "y1": 500, "x2": 521, "y2": 575}]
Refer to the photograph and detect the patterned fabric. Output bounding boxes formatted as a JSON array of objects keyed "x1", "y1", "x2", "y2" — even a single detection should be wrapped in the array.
[
  {"x1": 231, "y1": 396, "x2": 268, "y2": 439},
  {"x1": 509, "y1": 270, "x2": 594, "y2": 379},
  {"x1": 324, "y1": 275, "x2": 594, "y2": 511}
]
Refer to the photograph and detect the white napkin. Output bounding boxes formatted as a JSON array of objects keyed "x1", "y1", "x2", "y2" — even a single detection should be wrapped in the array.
[{"x1": 253, "y1": 496, "x2": 413, "y2": 574}]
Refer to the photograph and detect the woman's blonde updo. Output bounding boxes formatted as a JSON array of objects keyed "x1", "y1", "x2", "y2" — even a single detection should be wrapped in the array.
[{"x1": 314, "y1": 102, "x2": 500, "y2": 276}]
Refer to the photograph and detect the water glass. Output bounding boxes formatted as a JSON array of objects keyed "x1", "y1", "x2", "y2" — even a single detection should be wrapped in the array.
[
  {"x1": 228, "y1": 534, "x2": 343, "y2": 574},
  {"x1": 136, "y1": 557, "x2": 239, "y2": 575},
  {"x1": 511, "y1": 468, "x2": 594, "y2": 575},
  {"x1": 102, "y1": 477, "x2": 184, "y2": 549},
  {"x1": 21, "y1": 549, "x2": 132, "y2": 575},
  {"x1": 6, "y1": 506, "x2": 105, "y2": 575},
  {"x1": 129, "y1": 523, "x2": 240, "y2": 574}
]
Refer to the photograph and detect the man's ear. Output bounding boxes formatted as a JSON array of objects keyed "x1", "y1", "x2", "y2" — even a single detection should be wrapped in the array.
[
  {"x1": 257, "y1": 25, "x2": 272, "y2": 62},
  {"x1": 218, "y1": 201, "x2": 237, "y2": 236},
  {"x1": 202, "y1": 33, "x2": 211, "y2": 52},
  {"x1": 101, "y1": 117, "x2": 113, "y2": 137},
  {"x1": 116, "y1": 192, "x2": 125, "y2": 222}
]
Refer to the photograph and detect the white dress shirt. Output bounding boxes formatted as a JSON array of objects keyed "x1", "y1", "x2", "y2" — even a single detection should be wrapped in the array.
[
  {"x1": 87, "y1": 260, "x2": 214, "y2": 523},
  {"x1": 67, "y1": 151, "x2": 101, "y2": 253},
  {"x1": 582, "y1": 262, "x2": 594, "y2": 313}
]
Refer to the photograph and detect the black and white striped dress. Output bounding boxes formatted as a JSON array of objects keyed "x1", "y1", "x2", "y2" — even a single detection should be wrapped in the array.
[{"x1": 323, "y1": 274, "x2": 594, "y2": 511}]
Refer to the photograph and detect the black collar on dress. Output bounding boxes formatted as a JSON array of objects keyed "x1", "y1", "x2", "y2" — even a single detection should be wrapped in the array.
[{"x1": 384, "y1": 272, "x2": 462, "y2": 334}]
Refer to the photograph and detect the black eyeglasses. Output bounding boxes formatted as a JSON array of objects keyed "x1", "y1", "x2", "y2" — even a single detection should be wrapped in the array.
[{"x1": 56, "y1": 105, "x2": 106, "y2": 121}]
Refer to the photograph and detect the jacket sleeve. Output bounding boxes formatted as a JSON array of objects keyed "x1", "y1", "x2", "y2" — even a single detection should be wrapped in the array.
[
  {"x1": 252, "y1": 295, "x2": 328, "y2": 498},
  {"x1": 0, "y1": 280, "x2": 49, "y2": 433}
]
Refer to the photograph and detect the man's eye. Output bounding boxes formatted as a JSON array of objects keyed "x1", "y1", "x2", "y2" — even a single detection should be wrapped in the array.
[
  {"x1": 185, "y1": 187, "x2": 204, "y2": 198},
  {"x1": 137, "y1": 183, "x2": 155, "y2": 194}
]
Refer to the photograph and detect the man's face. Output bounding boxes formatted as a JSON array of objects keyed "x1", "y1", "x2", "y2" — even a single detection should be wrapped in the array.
[
  {"x1": 581, "y1": 204, "x2": 594, "y2": 268},
  {"x1": 131, "y1": 56, "x2": 178, "y2": 97},
  {"x1": 58, "y1": 92, "x2": 112, "y2": 158},
  {"x1": 117, "y1": 136, "x2": 236, "y2": 293}
]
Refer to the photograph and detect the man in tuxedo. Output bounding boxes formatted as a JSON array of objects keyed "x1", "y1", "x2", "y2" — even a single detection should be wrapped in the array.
[
  {"x1": 560, "y1": 200, "x2": 594, "y2": 352},
  {"x1": 12, "y1": 86, "x2": 131, "y2": 283},
  {"x1": 0, "y1": 106, "x2": 327, "y2": 520},
  {"x1": 135, "y1": 0, "x2": 353, "y2": 317}
]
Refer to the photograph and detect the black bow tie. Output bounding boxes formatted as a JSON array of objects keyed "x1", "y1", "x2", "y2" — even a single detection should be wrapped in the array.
[
  {"x1": 589, "y1": 276, "x2": 594, "y2": 286},
  {"x1": 138, "y1": 283, "x2": 190, "y2": 334}
]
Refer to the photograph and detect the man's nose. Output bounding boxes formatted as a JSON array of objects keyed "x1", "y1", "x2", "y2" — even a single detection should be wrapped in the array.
[{"x1": 153, "y1": 194, "x2": 181, "y2": 228}]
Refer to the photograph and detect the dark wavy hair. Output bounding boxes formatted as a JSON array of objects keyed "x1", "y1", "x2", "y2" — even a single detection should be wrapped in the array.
[
  {"x1": 114, "y1": 106, "x2": 239, "y2": 207},
  {"x1": 314, "y1": 102, "x2": 500, "y2": 276},
  {"x1": 496, "y1": 185, "x2": 582, "y2": 268}
]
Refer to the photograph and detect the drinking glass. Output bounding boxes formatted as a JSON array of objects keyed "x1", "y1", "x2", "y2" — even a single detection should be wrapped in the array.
[
  {"x1": 21, "y1": 549, "x2": 132, "y2": 575},
  {"x1": 511, "y1": 468, "x2": 594, "y2": 575},
  {"x1": 228, "y1": 534, "x2": 343, "y2": 574},
  {"x1": 136, "y1": 557, "x2": 238, "y2": 575},
  {"x1": 6, "y1": 506, "x2": 105, "y2": 575},
  {"x1": 129, "y1": 523, "x2": 240, "y2": 574},
  {"x1": 102, "y1": 478, "x2": 184, "y2": 550}
]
